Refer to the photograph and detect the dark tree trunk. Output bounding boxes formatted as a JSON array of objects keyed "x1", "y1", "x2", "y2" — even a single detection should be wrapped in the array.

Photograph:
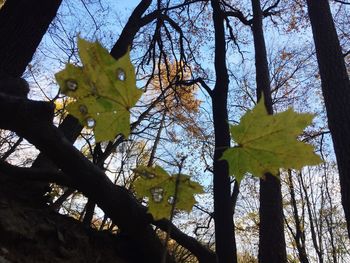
[
  {"x1": 34, "y1": 0, "x2": 153, "y2": 153},
  {"x1": 323, "y1": 172, "x2": 338, "y2": 263},
  {"x1": 258, "y1": 178, "x2": 286, "y2": 262},
  {"x1": 211, "y1": 1, "x2": 237, "y2": 262},
  {"x1": 147, "y1": 111, "x2": 166, "y2": 167},
  {"x1": 300, "y1": 172, "x2": 324, "y2": 263},
  {"x1": 83, "y1": 199, "x2": 96, "y2": 226},
  {"x1": 0, "y1": 1, "x2": 217, "y2": 262},
  {"x1": 306, "y1": 0, "x2": 350, "y2": 238},
  {"x1": 287, "y1": 170, "x2": 309, "y2": 263},
  {"x1": 31, "y1": 0, "x2": 153, "y2": 202},
  {"x1": 110, "y1": 0, "x2": 152, "y2": 59},
  {"x1": 0, "y1": 0, "x2": 62, "y2": 205},
  {"x1": 0, "y1": 0, "x2": 62, "y2": 79},
  {"x1": 51, "y1": 188, "x2": 75, "y2": 211},
  {"x1": 250, "y1": 0, "x2": 287, "y2": 262},
  {"x1": 47, "y1": 0, "x2": 154, "y2": 147}
]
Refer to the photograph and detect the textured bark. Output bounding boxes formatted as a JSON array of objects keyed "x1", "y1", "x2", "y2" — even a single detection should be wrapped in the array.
[
  {"x1": 0, "y1": 0, "x2": 62, "y2": 79},
  {"x1": 306, "y1": 0, "x2": 350, "y2": 238},
  {"x1": 211, "y1": 1, "x2": 237, "y2": 262},
  {"x1": 250, "y1": 0, "x2": 287, "y2": 262}
]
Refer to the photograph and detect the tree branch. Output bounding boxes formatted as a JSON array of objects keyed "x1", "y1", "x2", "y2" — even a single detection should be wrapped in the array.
[
  {"x1": 110, "y1": 0, "x2": 153, "y2": 59},
  {"x1": 333, "y1": 0, "x2": 350, "y2": 4},
  {"x1": 225, "y1": 10, "x2": 252, "y2": 26},
  {"x1": 0, "y1": 92, "x2": 171, "y2": 262},
  {"x1": 154, "y1": 218, "x2": 217, "y2": 263},
  {"x1": 176, "y1": 78, "x2": 213, "y2": 97},
  {"x1": 0, "y1": 160, "x2": 72, "y2": 187},
  {"x1": 0, "y1": 136, "x2": 23, "y2": 160},
  {"x1": 262, "y1": 0, "x2": 281, "y2": 17},
  {"x1": 0, "y1": 92, "x2": 215, "y2": 263}
]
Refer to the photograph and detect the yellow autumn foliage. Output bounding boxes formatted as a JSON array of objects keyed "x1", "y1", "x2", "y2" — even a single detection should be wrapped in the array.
[{"x1": 149, "y1": 62, "x2": 203, "y2": 138}]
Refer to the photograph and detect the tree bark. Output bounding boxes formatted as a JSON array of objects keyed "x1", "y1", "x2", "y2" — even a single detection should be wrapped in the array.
[
  {"x1": 0, "y1": 0, "x2": 63, "y2": 205},
  {"x1": 306, "y1": 0, "x2": 350, "y2": 238},
  {"x1": 250, "y1": 0, "x2": 287, "y2": 262},
  {"x1": 0, "y1": 0, "x2": 62, "y2": 79},
  {"x1": 211, "y1": 1, "x2": 237, "y2": 262}
]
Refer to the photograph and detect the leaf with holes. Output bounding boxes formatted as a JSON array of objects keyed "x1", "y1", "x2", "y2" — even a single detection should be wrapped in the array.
[
  {"x1": 221, "y1": 99, "x2": 322, "y2": 182},
  {"x1": 55, "y1": 37, "x2": 142, "y2": 142},
  {"x1": 133, "y1": 165, "x2": 204, "y2": 220}
]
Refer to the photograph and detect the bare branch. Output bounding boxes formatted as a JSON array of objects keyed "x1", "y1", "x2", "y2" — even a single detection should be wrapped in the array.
[
  {"x1": 154, "y1": 218, "x2": 217, "y2": 263},
  {"x1": 262, "y1": 0, "x2": 281, "y2": 17},
  {"x1": 333, "y1": 0, "x2": 350, "y2": 4},
  {"x1": 225, "y1": 10, "x2": 252, "y2": 26},
  {"x1": 0, "y1": 160, "x2": 72, "y2": 186},
  {"x1": 0, "y1": 92, "x2": 215, "y2": 263}
]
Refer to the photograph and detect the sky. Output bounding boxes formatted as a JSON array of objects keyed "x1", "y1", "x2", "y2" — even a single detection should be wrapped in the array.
[{"x1": 12, "y1": 1, "x2": 349, "y2": 257}]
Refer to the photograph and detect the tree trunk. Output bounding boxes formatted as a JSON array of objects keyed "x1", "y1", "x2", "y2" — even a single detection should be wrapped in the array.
[
  {"x1": 211, "y1": 1, "x2": 237, "y2": 262},
  {"x1": 300, "y1": 171, "x2": 324, "y2": 263},
  {"x1": 306, "y1": 0, "x2": 350, "y2": 238},
  {"x1": 31, "y1": 0, "x2": 153, "y2": 202},
  {"x1": 0, "y1": 0, "x2": 62, "y2": 79},
  {"x1": 0, "y1": 0, "x2": 62, "y2": 205},
  {"x1": 147, "y1": 111, "x2": 166, "y2": 167},
  {"x1": 250, "y1": 0, "x2": 287, "y2": 262},
  {"x1": 83, "y1": 199, "x2": 96, "y2": 226},
  {"x1": 287, "y1": 170, "x2": 309, "y2": 263}
]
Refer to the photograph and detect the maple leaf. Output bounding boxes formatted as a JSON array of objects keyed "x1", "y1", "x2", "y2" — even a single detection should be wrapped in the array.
[
  {"x1": 55, "y1": 37, "x2": 143, "y2": 142},
  {"x1": 133, "y1": 165, "x2": 204, "y2": 220},
  {"x1": 221, "y1": 100, "x2": 322, "y2": 182}
]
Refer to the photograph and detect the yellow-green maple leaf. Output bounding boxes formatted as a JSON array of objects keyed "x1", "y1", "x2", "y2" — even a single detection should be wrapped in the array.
[
  {"x1": 133, "y1": 165, "x2": 204, "y2": 220},
  {"x1": 222, "y1": 100, "x2": 322, "y2": 182},
  {"x1": 55, "y1": 37, "x2": 142, "y2": 142}
]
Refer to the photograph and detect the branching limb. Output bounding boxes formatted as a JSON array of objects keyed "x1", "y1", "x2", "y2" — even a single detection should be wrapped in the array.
[
  {"x1": 0, "y1": 92, "x2": 215, "y2": 263},
  {"x1": 154, "y1": 218, "x2": 217, "y2": 263},
  {"x1": 224, "y1": 10, "x2": 252, "y2": 26},
  {"x1": 262, "y1": 0, "x2": 281, "y2": 17},
  {"x1": 0, "y1": 160, "x2": 73, "y2": 187},
  {"x1": 0, "y1": 136, "x2": 23, "y2": 160},
  {"x1": 333, "y1": 0, "x2": 350, "y2": 4},
  {"x1": 176, "y1": 77, "x2": 213, "y2": 97},
  {"x1": 0, "y1": 92, "x2": 172, "y2": 262}
]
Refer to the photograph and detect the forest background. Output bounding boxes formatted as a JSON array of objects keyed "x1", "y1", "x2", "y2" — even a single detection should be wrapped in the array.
[{"x1": 0, "y1": 0, "x2": 349, "y2": 263}]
